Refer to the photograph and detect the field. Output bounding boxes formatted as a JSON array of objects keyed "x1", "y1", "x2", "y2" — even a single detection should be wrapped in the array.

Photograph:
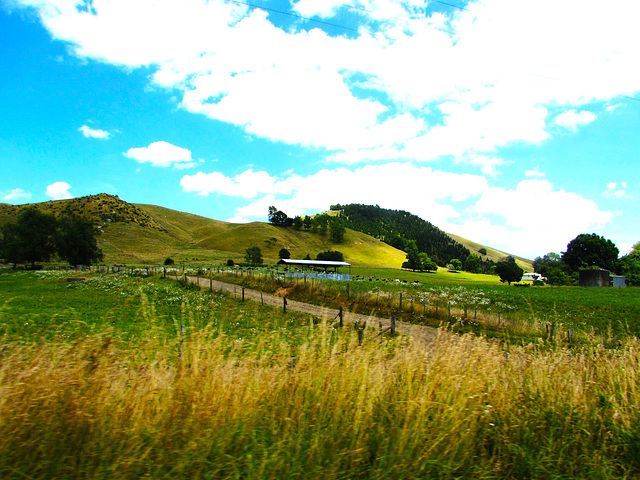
[{"x1": 1, "y1": 268, "x2": 640, "y2": 479}]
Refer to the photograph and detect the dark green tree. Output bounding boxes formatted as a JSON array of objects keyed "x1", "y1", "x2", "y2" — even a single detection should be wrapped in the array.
[
  {"x1": 329, "y1": 220, "x2": 346, "y2": 243},
  {"x1": 267, "y1": 206, "x2": 292, "y2": 227},
  {"x1": 533, "y1": 252, "x2": 572, "y2": 285},
  {"x1": 464, "y1": 254, "x2": 482, "y2": 273},
  {"x1": 316, "y1": 250, "x2": 344, "y2": 262},
  {"x1": 495, "y1": 257, "x2": 524, "y2": 285},
  {"x1": 0, "y1": 207, "x2": 57, "y2": 268},
  {"x1": 244, "y1": 246, "x2": 263, "y2": 265},
  {"x1": 55, "y1": 212, "x2": 104, "y2": 266},
  {"x1": 449, "y1": 259, "x2": 462, "y2": 272},
  {"x1": 278, "y1": 248, "x2": 291, "y2": 260},
  {"x1": 562, "y1": 233, "x2": 619, "y2": 272},
  {"x1": 616, "y1": 242, "x2": 640, "y2": 286},
  {"x1": 403, "y1": 240, "x2": 421, "y2": 271},
  {"x1": 419, "y1": 252, "x2": 438, "y2": 272},
  {"x1": 478, "y1": 247, "x2": 488, "y2": 256},
  {"x1": 292, "y1": 216, "x2": 303, "y2": 230}
]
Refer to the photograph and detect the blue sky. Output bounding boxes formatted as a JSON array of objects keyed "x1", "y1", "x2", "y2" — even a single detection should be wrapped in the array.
[{"x1": 1, "y1": 0, "x2": 639, "y2": 260}]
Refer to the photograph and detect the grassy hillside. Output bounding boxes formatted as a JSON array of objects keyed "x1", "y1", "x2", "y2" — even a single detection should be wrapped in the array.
[
  {"x1": 0, "y1": 194, "x2": 527, "y2": 270},
  {"x1": 136, "y1": 204, "x2": 406, "y2": 267},
  {"x1": 447, "y1": 232, "x2": 534, "y2": 271}
]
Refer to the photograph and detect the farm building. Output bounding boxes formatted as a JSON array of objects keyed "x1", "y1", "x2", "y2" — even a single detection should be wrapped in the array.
[
  {"x1": 579, "y1": 269, "x2": 626, "y2": 288},
  {"x1": 522, "y1": 272, "x2": 546, "y2": 282},
  {"x1": 277, "y1": 259, "x2": 352, "y2": 281}
]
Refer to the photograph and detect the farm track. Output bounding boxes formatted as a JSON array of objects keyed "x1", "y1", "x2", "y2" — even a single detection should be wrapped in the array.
[{"x1": 185, "y1": 275, "x2": 442, "y2": 345}]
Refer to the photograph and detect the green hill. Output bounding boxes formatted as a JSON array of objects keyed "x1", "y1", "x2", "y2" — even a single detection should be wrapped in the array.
[
  {"x1": 0, "y1": 195, "x2": 406, "y2": 267},
  {"x1": 0, "y1": 194, "x2": 531, "y2": 269}
]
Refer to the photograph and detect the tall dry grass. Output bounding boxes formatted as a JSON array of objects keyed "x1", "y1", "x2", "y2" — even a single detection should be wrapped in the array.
[{"x1": 1, "y1": 321, "x2": 639, "y2": 479}]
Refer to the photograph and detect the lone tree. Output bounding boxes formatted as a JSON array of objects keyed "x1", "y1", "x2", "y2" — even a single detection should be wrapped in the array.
[
  {"x1": 245, "y1": 246, "x2": 263, "y2": 265},
  {"x1": 495, "y1": 256, "x2": 524, "y2": 285},
  {"x1": 55, "y1": 212, "x2": 103, "y2": 266},
  {"x1": 0, "y1": 207, "x2": 57, "y2": 268},
  {"x1": 278, "y1": 248, "x2": 291, "y2": 260},
  {"x1": 562, "y1": 233, "x2": 619, "y2": 272}
]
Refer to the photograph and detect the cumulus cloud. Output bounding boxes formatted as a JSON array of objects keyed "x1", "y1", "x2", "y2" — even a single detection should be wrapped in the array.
[
  {"x1": 79, "y1": 125, "x2": 111, "y2": 139},
  {"x1": 45, "y1": 182, "x2": 73, "y2": 200},
  {"x1": 448, "y1": 179, "x2": 614, "y2": 257},
  {"x1": 13, "y1": 0, "x2": 640, "y2": 163},
  {"x1": 183, "y1": 162, "x2": 488, "y2": 226},
  {"x1": 2, "y1": 188, "x2": 32, "y2": 202},
  {"x1": 124, "y1": 141, "x2": 194, "y2": 168}
]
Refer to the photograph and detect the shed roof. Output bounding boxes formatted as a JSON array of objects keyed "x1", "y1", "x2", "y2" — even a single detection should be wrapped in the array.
[{"x1": 277, "y1": 259, "x2": 351, "y2": 268}]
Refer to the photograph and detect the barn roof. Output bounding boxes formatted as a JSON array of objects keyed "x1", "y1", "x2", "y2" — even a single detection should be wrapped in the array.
[{"x1": 277, "y1": 259, "x2": 351, "y2": 268}]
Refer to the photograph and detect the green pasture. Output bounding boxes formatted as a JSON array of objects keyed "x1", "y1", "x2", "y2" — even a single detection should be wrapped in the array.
[
  {"x1": 0, "y1": 269, "x2": 316, "y2": 344},
  {"x1": 0, "y1": 268, "x2": 640, "y2": 479}
]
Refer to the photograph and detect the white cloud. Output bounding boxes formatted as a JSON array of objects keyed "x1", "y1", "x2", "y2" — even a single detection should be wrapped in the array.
[
  {"x1": 448, "y1": 179, "x2": 614, "y2": 258},
  {"x1": 183, "y1": 162, "x2": 488, "y2": 227},
  {"x1": 553, "y1": 110, "x2": 597, "y2": 131},
  {"x1": 2, "y1": 188, "x2": 32, "y2": 202},
  {"x1": 124, "y1": 141, "x2": 193, "y2": 168},
  {"x1": 604, "y1": 181, "x2": 629, "y2": 198},
  {"x1": 45, "y1": 182, "x2": 73, "y2": 200},
  {"x1": 525, "y1": 167, "x2": 546, "y2": 177},
  {"x1": 16, "y1": 0, "x2": 640, "y2": 164},
  {"x1": 79, "y1": 125, "x2": 111, "y2": 139}
]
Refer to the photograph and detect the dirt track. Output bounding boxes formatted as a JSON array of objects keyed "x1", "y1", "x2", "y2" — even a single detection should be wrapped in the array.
[{"x1": 186, "y1": 275, "x2": 441, "y2": 345}]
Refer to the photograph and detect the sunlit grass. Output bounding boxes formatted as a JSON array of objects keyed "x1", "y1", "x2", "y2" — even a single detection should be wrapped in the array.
[{"x1": 1, "y1": 269, "x2": 640, "y2": 479}]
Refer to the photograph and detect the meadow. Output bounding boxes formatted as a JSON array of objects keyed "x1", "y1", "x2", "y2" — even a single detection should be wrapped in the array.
[
  {"x1": 1, "y1": 269, "x2": 640, "y2": 479},
  {"x1": 205, "y1": 266, "x2": 640, "y2": 342}
]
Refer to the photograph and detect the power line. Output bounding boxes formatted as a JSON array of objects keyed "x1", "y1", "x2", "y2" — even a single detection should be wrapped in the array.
[{"x1": 227, "y1": 0, "x2": 360, "y2": 33}]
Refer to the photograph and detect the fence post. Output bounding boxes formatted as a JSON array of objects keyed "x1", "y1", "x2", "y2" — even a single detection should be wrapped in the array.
[
  {"x1": 448, "y1": 303, "x2": 451, "y2": 318},
  {"x1": 339, "y1": 307, "x2": 343, "y2": 328},
  {"x1": 242, "y1": 287, "x2": 245, "y2": 301},
  {"x1": 391, "y1": 314, "x2": 396, "y2": 336},
  {"x1": 435, "y1": 301, "x2": 439, "y2": 317},
  {"x1": 210, "y1": 277, "x2": 213, "y2": 293},
  {"x1": 358, "y1": 327, "x2": 364, "y2": 346},
  {"x1": 283, "y1": 297, "x2": 287, "y2": 314},
  {"x1": 346, "y1": 284, "x2": 350, "y2": 299},
  {"x1": 464, "y1": 305, "x2": 467, "y2": 318},
  {"x1": 399, "y1": 292, "x2": 403, "y2": 310}
]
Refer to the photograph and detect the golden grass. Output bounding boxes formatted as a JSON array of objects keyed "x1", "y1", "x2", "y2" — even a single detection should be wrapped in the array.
[{"x1": 1, "y1": 318, "x2": 639, "y2": 479}]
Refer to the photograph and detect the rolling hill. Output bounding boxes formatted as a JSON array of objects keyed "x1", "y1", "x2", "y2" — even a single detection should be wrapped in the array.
[{"x1": 0, "y1": 194, "x2": 532, "y2": 270}]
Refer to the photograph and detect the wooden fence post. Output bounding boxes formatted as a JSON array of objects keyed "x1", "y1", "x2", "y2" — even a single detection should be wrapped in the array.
[
  {"x1": 399, "y1": 293, "x2": 403, "y2": 310},
  {"x1": 358, "y1": 327, "x2": 364, "y2": 346},
  {"x1": 339, "y1": 307, "x2": 343, "y2": 328},
  {"x1": 242, "y1": 287, "x2": 245, "y2": 301},
  {"x1": 391, "y1": 314, "x2": 396, "y2": 336}
]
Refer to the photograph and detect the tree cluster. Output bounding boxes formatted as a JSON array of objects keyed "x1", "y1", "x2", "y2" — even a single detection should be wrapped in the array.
[
  {"x1": 316, "y1": 250, "x2": 344, "y2": 262},
  {"x1": 332, "y1": 204, "x2": 470, "y2": 266},
  {"x1": 534, "y1": 233, "x2": 639, "y2": 286},
  {"x1": 267, "y1": 206, "x2": 345, "y2": 243},
  {"x1": 0, "y1": 208, "x2": 103, "y2": 268}
]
